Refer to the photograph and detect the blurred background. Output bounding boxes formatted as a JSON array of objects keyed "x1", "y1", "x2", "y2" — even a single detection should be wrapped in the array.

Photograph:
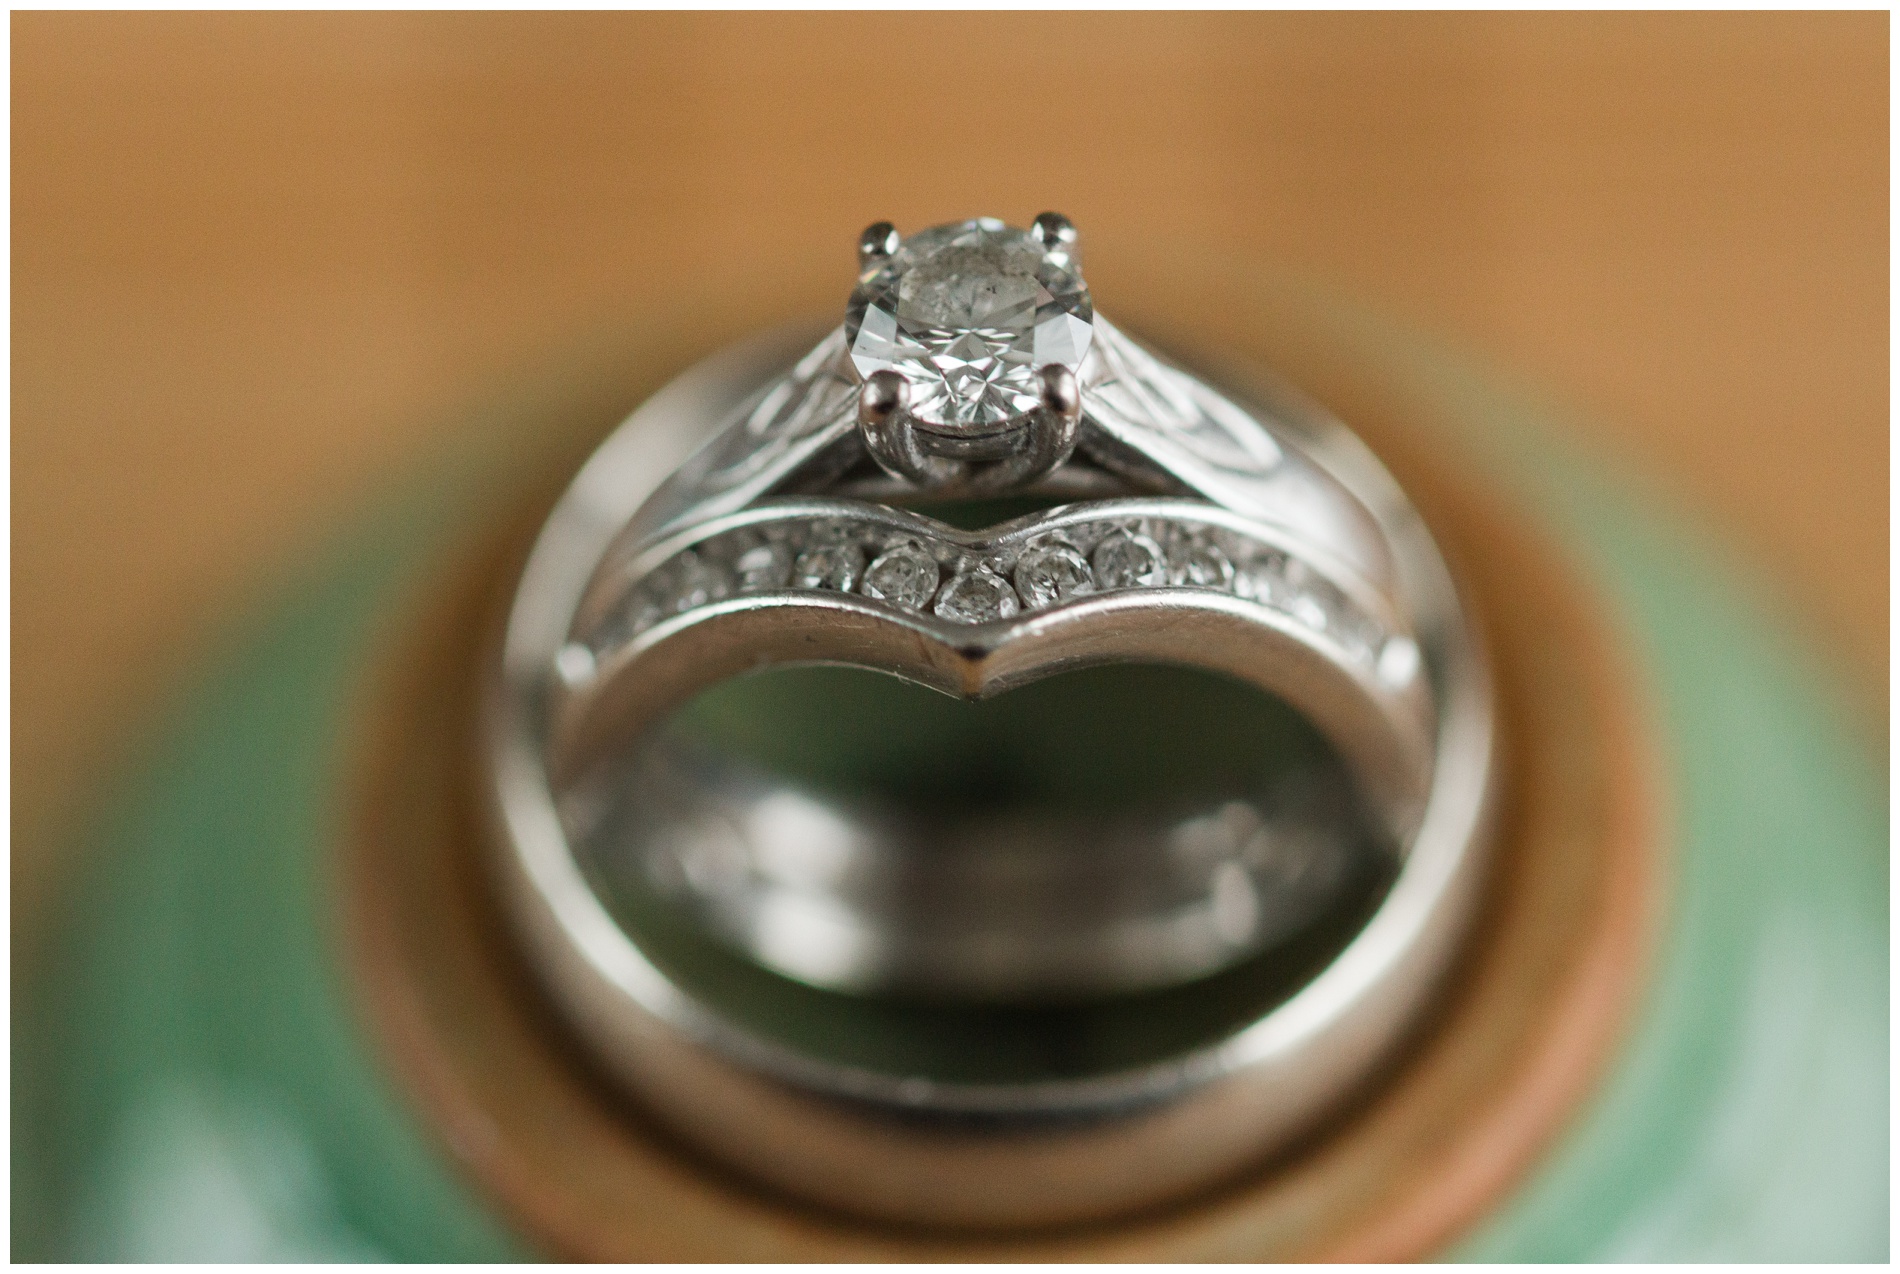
[{"x1": 12, "y1": 11, "x2": 1887, "y2": 925}]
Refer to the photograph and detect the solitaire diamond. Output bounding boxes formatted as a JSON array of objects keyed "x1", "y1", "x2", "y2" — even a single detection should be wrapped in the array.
[{"x1": 846, "y1": 218, "x2": 1094, "y2": 432}]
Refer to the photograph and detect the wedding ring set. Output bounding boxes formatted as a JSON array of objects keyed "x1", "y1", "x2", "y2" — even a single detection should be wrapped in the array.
[{"x1": 482, "y1": 215, "x2": 1495, "y2": 1226}]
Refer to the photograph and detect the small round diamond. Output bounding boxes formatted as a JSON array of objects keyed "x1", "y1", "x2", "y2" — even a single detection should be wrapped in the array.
[
  {"x1": 671, "y1": 551, "x2": 731, "y2": 611},
  {"x1": 1090, "y1": 530, "x2": 1168, "y2": 589},
  {"x1": 792, "y1": 542, "x2": 865, "y2": 591},
  {"x1": 846, "y1": 218, "x2": 1093, "y2": 432},
  {"x1": 1173, "y1": 537, "x2": 1235, "y2": 590},
  {"x1": 1234, "y1": 549, "x2": 1288, "y2": 604},
  {"x1": 1290, "y1": 593, "x2": 1330, "y2": 632},
  {"x1": 1013, "y1": 542, "x2": 1094, "y2": 607},
  {"x1": 732, "y1": 542, "x2": 792, "y2": 592},
  {"x1": 1294, "y1": 577, "x2": 1352, "y2": 638},
  {"x1": 934, "y1": 565, "x2": 1021, "y2": 623},
  {"x1": 860, "y1": 542, "x2": 941, "y2": 610}
]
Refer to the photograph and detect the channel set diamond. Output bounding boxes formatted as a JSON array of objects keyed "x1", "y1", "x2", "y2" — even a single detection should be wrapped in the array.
[{"x1": 592, "y1": 509, "x2": 1403, "y2": 692}]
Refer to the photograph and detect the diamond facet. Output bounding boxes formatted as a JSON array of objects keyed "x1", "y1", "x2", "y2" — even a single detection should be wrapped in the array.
[
  {"x1": 846, "y1": 218, "x2": 1093, "y2": 432},
  {"x1": 1233, "y1": 549, "x2": 1288, "y2": 605},
  {"x1": 1290, "y1": 594, "x2": 1329, "y2": 632},
  {"x1": 1172, "y1": 536, "x2": 1235, "y2": 590},
  {"x1": 1090, "y1": 529, "x2": 1168, "y2": 590},
  {"x1": 1013, "y1": 542, "x2": 1094, "y2": 607},
  {"x1": 860, "y1": 542, "x2": 941, "y2": 610},
  {"x1": 792, "y1": 542, "x2": 865, "y2": 591},
  {"x1": 934, "y1": 565, "x2": 1021, "y2": 623}
]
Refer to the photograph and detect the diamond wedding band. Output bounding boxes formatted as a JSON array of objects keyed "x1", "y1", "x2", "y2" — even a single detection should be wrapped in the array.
[{"x1": 483, "y1": 215, "x2": 1496, "y2": 1226}]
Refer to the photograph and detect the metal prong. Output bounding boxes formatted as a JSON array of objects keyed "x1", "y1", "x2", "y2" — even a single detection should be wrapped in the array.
[
  {"x1": 858, "y1": 368, "x2": 909, "y2": 426},
  {"x1": 859, "y1": 221, "x2": 900, "y2": 267},
  {"x1": 1037, "y1": 364, "x2": 1081, "y2": 423},
  {"x1": 858, "y1": 369, "x2": 963, "y2": 486},
  {"x1": 1030, "y1": 211, "x2": 1078, "y2": 257}
]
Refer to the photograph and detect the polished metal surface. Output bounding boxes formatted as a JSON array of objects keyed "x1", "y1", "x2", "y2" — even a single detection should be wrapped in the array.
[
  {"x1": 570, "y1": 736, "x2": 1386, "y2": 1001},
  {"x1": 483, "y1": 216, "x2": 1496, "y2": 1226}
]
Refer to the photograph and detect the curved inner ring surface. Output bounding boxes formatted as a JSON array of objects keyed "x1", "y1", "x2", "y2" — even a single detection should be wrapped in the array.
[{"x1": 560, "y1": 662, "x2": 1402, "y2": 1070}]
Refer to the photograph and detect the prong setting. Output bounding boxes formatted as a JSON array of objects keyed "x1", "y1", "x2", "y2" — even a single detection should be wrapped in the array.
[
  {"x1": 858, "y1": 369, "x2": 965, "y2": 486},
  {"x1": 858, "y1": 368, "x2": 909, "y2": 428},
  {"x1": 858, "y1": 220, "x2": 900, "y2": 267},
  {"x1": 1031, "y1": 211, "x2": 1079, "y2": 259},
  {"x1": 847, "y1": 217, "x2": 1093, "y2": 490},
  {"x1": 1038, "y1": 364, "x2": 1082, "y2": 423}
]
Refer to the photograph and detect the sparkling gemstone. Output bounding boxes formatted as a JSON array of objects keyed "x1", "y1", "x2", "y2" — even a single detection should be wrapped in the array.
[
  {"x1": 934, "y1": 565, "x2": 1021, "y2": 623},
  {"x1": 1013, "y1": 542, "x2": 1094, "y2": 607},
  {"x1": 732, "y1": 541, "x2": 792, "y2": 591},
  {"x1": 1332, "y1": 607, "x2": 1383, "y2": 661},
  {"x1": 671, "y1": 551, "x2": 731, "y2": 611},
  {"x1": 1276, "y1": 558, "x2": 1331, "y2": 627},
  {"x1": 1090, "y1": 529, "x2": 1168, "y2": 589},
  {"x1": 846, "y1": 218, "x2": 1094, "y2": 431},
  {"x1": 591, "y1": 589, "x2": 660, "y2": 654},
  {"x1": 1172, "y1": 536, "x2": 1235, "y2": 590},
  {"x1": 1297, "y1": 578, "x2": 1352, "y2": 637},
  {"x1": 792, "y1": 542, "x2": 865, "y2": 591},
  {"x1": 860, "y1": 542, "x2": 941, "y2": 610},
  {"x1": 1233, "y1": 549, "x2": 1289, "y2": 604},
  {"x1": 1289, "y1": 592, "x2": 1330, "y2": 632}
]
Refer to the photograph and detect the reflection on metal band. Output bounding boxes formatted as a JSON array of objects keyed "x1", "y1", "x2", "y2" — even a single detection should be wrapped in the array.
[{"x1": 565, "y1": 741, "x2": 1390, "y2": 1000}]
